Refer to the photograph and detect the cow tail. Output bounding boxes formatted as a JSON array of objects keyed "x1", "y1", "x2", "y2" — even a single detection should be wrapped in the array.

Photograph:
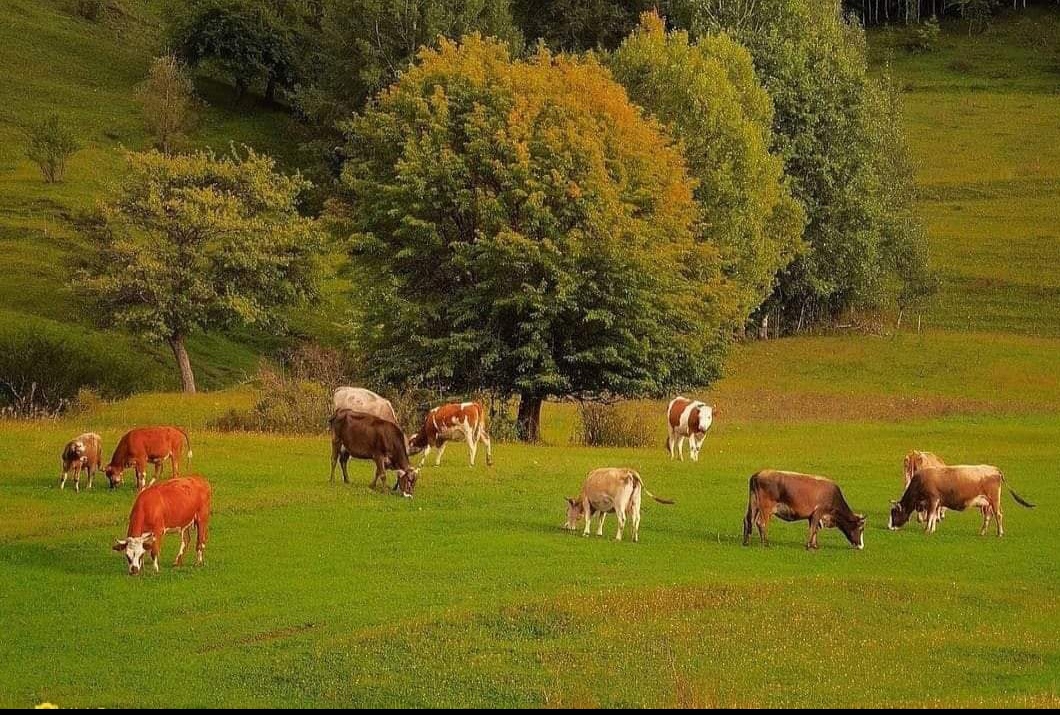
[
  {"x1": 180, "y1": 428, "x2": 193, "y2": 461},
  {"x1": 1001, "y1": 472, "x2": 1035, "y2": 508},
  {"x1": 632, "y1": 470, "x2": 674, "y2": 506}
]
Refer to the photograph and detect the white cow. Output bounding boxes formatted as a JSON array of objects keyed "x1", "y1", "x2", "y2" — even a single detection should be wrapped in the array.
[
  {"x1": 666, "y1": 396, "x2": 713, "y2": 462},
  {"x1": 564, "y1": 468, "x2": 673, "y2": 542},
  {"x1": 332, "y1": 387, "x2": 399, "y2": 425}
]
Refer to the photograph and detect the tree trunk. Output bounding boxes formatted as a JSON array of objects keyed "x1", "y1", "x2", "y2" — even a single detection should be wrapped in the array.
[
  {"x1": 168, "y1": 334, "x2": 197, "y2": 394},
  {"x1": 265, "y1": 76, "x2": 277, "y2": 104},
  {"x1": 516, "y1": 394, "x2": 543, "y2": 443}
]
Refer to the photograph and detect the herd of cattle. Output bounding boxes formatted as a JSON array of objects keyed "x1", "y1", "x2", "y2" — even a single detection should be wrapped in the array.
[{"x1": 55, "y1": 389, "x2": 1035, "y2": 574}]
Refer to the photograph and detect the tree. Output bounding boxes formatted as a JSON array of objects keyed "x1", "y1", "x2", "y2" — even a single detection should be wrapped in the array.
[
  {"x1": 511, "y1": 0, "x2": 657, "y2": 51},
  {"x1": 170, "y1": 0, "x2": 300, "y2": 101},
  {"x1": 26, "y1": 114, "x2": 79, "y2": 183},
  {"x1": 676, "y1": 0, "x2": 930, "y2": 330},
  {"x1": 296, "y1": 0, "x2": 521, "y2": 128},
  {"x1": 80, "y1": 149, "x2": 324, "y2": 393},
  {"x1": 609, "y1": 12, "x2": 805, "y2": 325},
  {"x1": 136, "y1": 54, "x2": 200, "y2": 155},
  {"x1": 337, "y1": 35, "x2": 730, "y2": 440}
]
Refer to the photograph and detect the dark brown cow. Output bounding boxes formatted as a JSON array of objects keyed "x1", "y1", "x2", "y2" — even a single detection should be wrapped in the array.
[
  {"x1": 743, "y1": 470, "x2": 866, "y2": 550},
  {"x1": 329, "y1": 409, "x2": 419, "y2": 497},
  {"x1": 104, "y1": 427, "x2": 191, "y2": 491},
  {"x1": 407, "y1": 401, "x2": 493, "y2": 467},
  {"x1": 889, "y1": 465, "x2": 1035, "y2": 536},
  {"x1": 60, "y1": 432, "x2": 102, "y2": 492}
]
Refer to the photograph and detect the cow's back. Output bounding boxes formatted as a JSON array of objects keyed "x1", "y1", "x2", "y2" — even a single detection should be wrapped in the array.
[
  {"x1": 333, "y1": 410, "x2": 411, "y2": 468},
  {"x1": 753, "y1": 469, "x2": 839, "y2": 513},
  {"x1": 916, "y1": 465, "x2": 1001, "y2": 505},
  {"x1": 128, "y1": 476, "x2": 210, "y2": 534},
  {"x1": 334, "y1": 387, "x2": 399, "y2": 424}
]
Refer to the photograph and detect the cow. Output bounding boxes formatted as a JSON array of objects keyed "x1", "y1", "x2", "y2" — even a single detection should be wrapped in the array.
[
  {"x1": 889, "y1": 465, "x2": 1035, "y2": 536},
  {"x1": 329, "y1": 409, "x2": 419, "y2": 497},
  {"x1": 903, "y1": 450, "x2": 949, "y2": 521},
  {"x1": 59, "y1": 432, "x2": 102, "y2": 492},
  {"x1": 112, "y1": 476, "x2": 211, "y2": 575},
  {"x1": 104, "y1": 426, "x2": 192, "y2": 491},
  {"x1": 743, "y1": 469, "x2": 866, "y2": 550},
  {"x1": 407, "y1": 401, "x2": 494, "y2": 467},
  {"x1": 666, "y1": 397, "x2": 713, "y2": 462},
  {"x1": 333, "y1": 386, "x2": 399, "y2": 425},
  {"x1": 564, "y1": 468, "x2": 673, "y2": 543}
]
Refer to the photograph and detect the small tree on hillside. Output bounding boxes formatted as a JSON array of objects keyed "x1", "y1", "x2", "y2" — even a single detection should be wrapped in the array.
[
  {"x1": 338, "y1": 36, "x2": 731, "y2": 441},
  {"x1": 137, "y1": 54, "x2": 200, "y2": 155},
  {"x1": 26, "y1": 115, "x2": 79, "y2": 183},
  {"x1": 80, "y1": 148, "x2": 324, "y2": 393}
]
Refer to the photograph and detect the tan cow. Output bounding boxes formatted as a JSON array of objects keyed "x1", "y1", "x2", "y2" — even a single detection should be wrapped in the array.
[
  {"x1": 889, "y1": 465, "x2": 1035, "y2": 536},
  {"x1": 407, "y1": 401, "x2": 493, "y2": 467},
  {"x1": 333, "y1": 387, "x2": 399, "y2": 425},
  {"x1": 903, "y1": 450, "x2": 948, "y2": 521},
  {"x1": 564, "y1": 468, "x2": 673, "y2": 543},
  {"x1": 60, "y1": 433, "x2": 102, "y2": 492}
]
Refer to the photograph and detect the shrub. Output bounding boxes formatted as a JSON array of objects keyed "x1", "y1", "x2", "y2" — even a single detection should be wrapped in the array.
[
  {"x1": 68, "y1": 387, "x2": 106, "y2": 416},
  {"x1": 210, "y1": 362, "x2": 331, "y2": 434},
  {"x1": 75, "y1": 0, "x2": 105, "y2": 22},
  {"x1": 906, "y1": 17, "x2": 941, "y2": 53},
  {"x1": 575, "y1": 402, "x2": 659, "y2": 448},
  {"x1": 26, "y1": 115, "x2": 79, "y2": 183}
]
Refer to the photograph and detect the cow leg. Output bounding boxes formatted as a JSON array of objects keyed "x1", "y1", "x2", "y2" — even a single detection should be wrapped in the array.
[
  {"x1": 371, "y1": 456, "x2": 387, "y2": 490},
  {"x1": 150, "y1": 460, "x2": 162, "y2": 486},
  {"x1": 757, "y1": 511, "x2": 770, "y2": 546},
  {"x1": 135, "y1": 460, "x2": 147, "y2": 491},
  {"x1": 926, "y1": 500, "x2": 941, "y2": 534},
  {"x1": 689, "y1": 433, "x2": 701, "y2": 463},
  {"x1": 171, "y1": 454, "x2": 180, "y2": 479},
  {"x1": 630, "y1": 491, "x2": 642, "y2": 543},
  {"x1": 613, "y1": 493, "x2": 628, "y2": 542},
  {"x1": 582, "y1": 498, "x2": 593, "y2": 537},
  {"x1": 330, "y1": 440, "x2": 340, "y2": 483},
  {"x1": 667, "y1": 430, "x2": 676, "y2": 460},
  {"x1": 195, "y1": 513, "x2": 209, "y2": 566},
  {"x1": 993, "y1": 497, "x2": 1004, "y2": 537},
  {"x1": 807, "y1": 514, "x2": 821, "y2": 550},
  {"x1": 743, "y1": 499, "x2": 754, "y2": 546},
  {"x1": 434, "y1": 441, "x2": 447, "y2": 467},
  {"x1": 465, "y1": 425, "x2": 477, "y2": 467},
  {"x1": 595, "y1": 512, "x2": 606, "y2": 536},
  {"x1": 481, "y1": 428, "x2": 493, "y2": 467},
  {"x1": 419, "y1": 444, "x2": 431, "y2": 468},
  {"x1": 979, "y1": 504, "x2": 992, "y2": 536},
  {"x1": 86, "y1": 463, "x2": 94, "y2": 490},
  {"x1": 60, "y1": 467, "x2": 67, "y2": 490},
  {"x1": 174, "y1": 528, "x2": 189, "y2": 566},
  {"x1": 676, "y1": 436, "x2": 686, "y2": 462},
  {"x1": 339, "y1": 452, "x2": 351, "y2": 484},
  {"x1": 150, "y1": 537, "x2": 161, "y2": 573}
]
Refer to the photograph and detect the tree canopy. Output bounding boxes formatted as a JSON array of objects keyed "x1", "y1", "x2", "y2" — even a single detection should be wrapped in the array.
[
  {"x1": 609, "y1": 12, "x2": 804, "y2": 325},
  {"x1": 80, "y1": 148, "x2": 324, "y2": 393},
  {"x1": 337, "y1": 35, "x2": 730, "y2": 439}
]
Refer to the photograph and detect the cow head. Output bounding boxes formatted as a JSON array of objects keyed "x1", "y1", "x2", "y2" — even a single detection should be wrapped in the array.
[
  {"x1": 889, "y1": 501, "x2": 911, "y2": 530},
  {"x1": 393, "y1": 468, "x2": 418, "y2": 498},
  {"x1": 104, "y1": 465, "x2": 123, "y2": 489},
  {"x1": 112, "y1": 534, "x2": 154, "y2": 575},
  {"x1": 838, "y1": 514, "x2": 867, "y2": 549},
  {"x1": 406, "y1": 432, "x2": 427, "y2": 456},
  {"x1": 564, "y1": 498, "x2": 584, "y2": 531}
]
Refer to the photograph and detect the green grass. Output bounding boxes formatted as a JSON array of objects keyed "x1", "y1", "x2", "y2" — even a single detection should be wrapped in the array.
[{"x1": 0, "y1": 401, "x2": 1057, "y2": 707}]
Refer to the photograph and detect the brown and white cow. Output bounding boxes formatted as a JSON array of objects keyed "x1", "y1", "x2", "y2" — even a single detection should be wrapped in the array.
[
  {"x1": 889, "y1": 465, "x2": 1035, "y2": 536},
  {"x1": 564, "y1": 468, "x2": 673, "y2": 543},
  {"x1": 104, "y1": 426, "x2": 191, "y2": 491},
  {"x1": 743, "y1": 469, "x2": 866, "y2": 550},
  {"x1": 112, "y1": 475, "x2": 211, "y2": 575},
  {"x1": 666, "y1": 397, "x2": 713, "y2": 462},
  {"x1": 59, "y1": 432, "x2": 102, "y2": 492},
  {"x1": 407, "y1": 401, "x2": 493, "y2": 467},
  {"x1": 903, "y1": 450, "x2": 948, "y2": 521},
  {"x1": 333, "y1": 386, "x2": 399, "y2": 424},
  {"x1": 329, "y1": 409, "x2": 419, "y2": 497}
]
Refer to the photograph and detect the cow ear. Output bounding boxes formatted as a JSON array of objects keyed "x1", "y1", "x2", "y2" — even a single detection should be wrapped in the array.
[
  {"x1": 112, "y1": 540, "x2": 127, "y2": 551},
  {"x1": 141, "y1": 534, "x2": 155, "y2": 545}
]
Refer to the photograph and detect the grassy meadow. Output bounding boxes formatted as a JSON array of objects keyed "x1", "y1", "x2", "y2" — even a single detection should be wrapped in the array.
[{"x1": 1, "y1": 5, "x2": 1060, "y2": 709}]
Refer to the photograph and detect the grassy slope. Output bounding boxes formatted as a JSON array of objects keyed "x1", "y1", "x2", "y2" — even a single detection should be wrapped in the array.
[{"x1": 0, "y1": 0, "x2": 314, "y2": 391}]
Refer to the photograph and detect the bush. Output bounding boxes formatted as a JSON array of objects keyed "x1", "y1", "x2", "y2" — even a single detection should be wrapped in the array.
[
  {"x1": 210, "y1": 362, "x2": 331, "y2": 434},
  {"x1": 0, "y1": 313, "x2": 166, "y2": 418},
  {"x1": 906, "y1": 17, "x2": 941, "y2": 53},
  {"x1": 75, "y1": 0, "x2": 105, "y2": 22},
  {"x1": 575, "y1": 402, "x2": 659, "y2": 448},
  {"x1": 26, "y1": 115, "x2": 79, "y2": 183},
  {"x1": 68, "y1": 387, "x2": 106, "y2": 415}
]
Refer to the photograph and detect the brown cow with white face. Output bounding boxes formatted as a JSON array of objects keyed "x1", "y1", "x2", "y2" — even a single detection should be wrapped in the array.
[
  {"x1": 329, "y1": 409, "x2": 419, "y2": 497},
  {"x1": 60, "y1": 433, "x2": 102, "y2": 492},
  {"x1": 743, "y1": 470, "x2": 866, "y2": 550},
  {"x1": 407, "y1": 401, "x2": 493, "y2": 467},
  {"x1": 889, "y1": 465, "x2": 1034, "y2": 536}
]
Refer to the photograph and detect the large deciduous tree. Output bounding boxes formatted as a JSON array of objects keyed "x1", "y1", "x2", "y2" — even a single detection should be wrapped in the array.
[
  {"x1": 511, "y1": 0, "x2": 657, "y2": 51},
  {"x1": 337, "y1": 35, "x2": 730, "y2": 440},
  {"x1": 676, "y1": 0, "x2": 931, "y2": 330},
  {"x1": 81, "y1": 149, "x2": 324, "y2": 393},
  {"x1": 609, "y1": 12, "x2": 805, "y2": 325}
]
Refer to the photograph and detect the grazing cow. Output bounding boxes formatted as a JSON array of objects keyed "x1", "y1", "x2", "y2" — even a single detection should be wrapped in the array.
[
  {"x1": 889, "y1": 465, "x2": 1035, "y2": 536},
  {"x1": 329, "y1": 410, "x2": 419, "y2": 497},
  {"x1": 333, "y1": 387, "x2": 399, "y2": 425},
  {"x1": 112, "y1": 476, "x2": 211, "y2": 575},
  {"x1": 743, "y1": 470, "x2": 866, "y2": 550},
  {"x1": 59, "y1": 433, "x2": 102, "y2": 492},
  {"x1": 564, "y1": 468, "x2": 673, "y2": 543},
  {"x1": 104, "y1": 426, "x2": 191, "y2": 491},
  {"x1": 666, "y1": 397, "x2": 713, "y2": 462},
  {"x1": 407, "y1": 401, "x2": 493, "y2": 467},
  {"x1": 903, "y1": 450, "x2": 949, "y2": 521}
]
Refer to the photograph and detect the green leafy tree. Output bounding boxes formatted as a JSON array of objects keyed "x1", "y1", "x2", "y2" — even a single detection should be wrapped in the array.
[
  {"x1": 136, "y1": 54, "x2": 200, "y2": 154},
  {"x1": 676, "y1": 0, "x2": 930, "y2": 330},
  {"x1": 609, "y1": 12, "x2": 804, "y2": 325},
  {"x1": 338, "y1": 35, "x2": 730, "y2": 440},
  {"x1": 171, "y1": 0, "x2": 300, "y2": 101},
  {"x1": 297, "y1": 0, "x2": 520, "y2": 127},
  {"x1": 81, "y1": 149, "x2": 324, "y2": 393},
  {"x1": 511, "y1": 0, "x2": 657, "y2": 51},
  {"x1": 26, "y1": 114, "x2": 79, "y2": 183}
]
